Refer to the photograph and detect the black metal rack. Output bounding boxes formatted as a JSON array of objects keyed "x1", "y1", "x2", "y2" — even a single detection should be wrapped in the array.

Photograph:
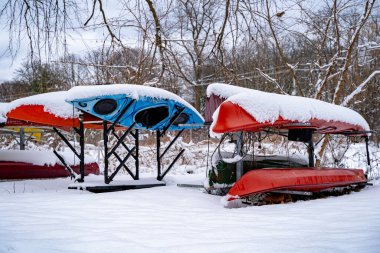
[
  {"x1": 156, "y1": 107, "x2": 186, "y2": 181},
  {"x1": 103, "y1": 121, "x2": 139, "y2": 184},
  {"x1": 102, "y1": 99, "x2": 138, "y2": 184},
  {"x1": 64, "y1": 100, "x2": 192, "y2": 191},
  {"x1": 52, "y1": 114, "x2": 85, "y2": 182}
]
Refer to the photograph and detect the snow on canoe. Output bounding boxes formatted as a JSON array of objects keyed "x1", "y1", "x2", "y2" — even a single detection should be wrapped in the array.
[
  {"x1": 66, "y1": 84, "x2": 204, "y2": 131},
  {"x1": 6, "y1": 91, "x2": 103, "y2": 129},
  {"x1": 205, "y1": 83, "x2": 254, "y2": 123},
  {"x1": 6, "y1": 91, "x2": 79, "y2": 127},
  {"x1": 0, "y1": 150, "x2": 99, "y2": 180},
  {"x1": 211, "y1": 86, "x2": 369, "y2": 135}
]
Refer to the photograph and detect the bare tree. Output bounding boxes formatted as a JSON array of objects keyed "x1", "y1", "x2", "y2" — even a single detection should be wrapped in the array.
[{"x1": 1, "y1": 0, "x2": 379, "y2": 155}]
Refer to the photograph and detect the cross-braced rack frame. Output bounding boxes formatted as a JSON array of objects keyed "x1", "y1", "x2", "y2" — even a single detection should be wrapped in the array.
[
  {"x1": 53, "y1": 114, "x2": 85, "y2": 182},
  {"x1": 156, "y1": 107, "x2": 186, "y2": 181},
  {"x1": 102, "y1": 99, "x2": 139, "y2": 184}
]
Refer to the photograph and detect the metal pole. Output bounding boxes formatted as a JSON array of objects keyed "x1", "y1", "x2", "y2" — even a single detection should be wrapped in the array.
[
  {"x1": 19, "y1": 128, "x2": 25, "y2": 150},
  {"x1": 108, "y1": 99, "x2": 135, "y2": 130},
  {"x1": 79, "y1": 115, "x2": 85, "y2": 182},
  {"x1": 157, "y1": 130, "x2": 161, "y2": 180},
  {"x1": 236, "y1": 132, "x2": 244, "y2": 181},
  {"x1": 365, "y1": 136, "x2": 371, "y2": 166},
  {"x1": 159, "y1": 149, "x2": 185, "y2": 180},
  {"x1": 308, "y1": 138, "x2": 315, "y2": 167},
  {"x1": 106, "y1": 122, "x2": 136, "y2": 159},
  {"x1": 135, "y1": 129, "x2": 139, "y2": 180},
  {"x1": 54, "y1": 127, "x2": 80, "y2": 158},
  {"x1": 103, "y1": 120, "x2": 109, "y2": 184},
  {"x1": 160, "y1": 129, "x2": 184, "y2": 159}
]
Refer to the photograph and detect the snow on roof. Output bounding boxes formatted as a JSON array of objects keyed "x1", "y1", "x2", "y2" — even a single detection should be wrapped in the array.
[
  {"x1": 0, "y1": 103, "x2": 9, "y2": 124},
  {"x1": 206, "y1": 83, "x2": 254, "y2": 98},
  {"x1": 221, "y1": 89, "x2": 370, "y2": 132},
  {"x1": 7, "y1": 91, "x2": 79, "y2": 119},
  {"x1": 0, "y1": 150, "x2": 95, "y2": 166},
  {"x1": 66, "y1": 84, "x2": 203, "y2": 120}
]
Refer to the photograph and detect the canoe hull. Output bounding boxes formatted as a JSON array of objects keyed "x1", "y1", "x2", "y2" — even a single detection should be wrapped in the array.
[
  {"x1": 0, "y1": 161, "x2": 99, "y2": 180},
  {"x1": 213, "y1": 101, "x2": 367, "y2": 134},
  {"x1": 227, "y1": 168, "x2": 367, "y2": 200}
]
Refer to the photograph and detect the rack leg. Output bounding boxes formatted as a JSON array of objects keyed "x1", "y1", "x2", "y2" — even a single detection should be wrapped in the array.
[{"x1": 103, "y1": 121, "x2": 109, "y2": 183}]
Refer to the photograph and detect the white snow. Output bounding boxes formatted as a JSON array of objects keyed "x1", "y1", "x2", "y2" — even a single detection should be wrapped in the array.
[
  {"x1": 66, "y1": 84, "x2": 204, "y2": 120},
  {"x1": 0, "y1": 150, "x2": 95, "y2": 166},
  {"x1": 0, "y1": 174, "x2": 379, "y2": 253},
  {"x1": 0, "y1": 102, "x2": 9, "y2": 123},
  {"x1": 0, "y1": 140, "x2": 379, "y2": 252},
  {"x1": 227, "y1": 92, "x2": 370, "y2": 130},
  {"x1": 206, "y1": 82, "x2": 254, "y2": 98},
  {"x1": 342, "y1": 70, "x2": 380, "y2": 106},
  {"x1": 7, "y1": 91, "x2": 79, "y2": 119},
  {"x1": 209, "y1": 83, "x2": 370, "y2": 133}
]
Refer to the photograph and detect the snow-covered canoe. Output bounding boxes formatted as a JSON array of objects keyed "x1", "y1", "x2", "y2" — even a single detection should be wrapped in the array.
[
  {"x1": 6, "y1": 91, "x2": 103, "y2": 129},
  {"x1": 211, "y1": 88, "x2": 369, "y2": 134},
  {"x1": 0, "y1": 150, "x2": 99, "y2": 180},
  {"x1": 66, "y1": 84, "x2": 204, "y2": 131},
  {"x1": 208, "y1": 84, "x2": 369, "y2": 204}
]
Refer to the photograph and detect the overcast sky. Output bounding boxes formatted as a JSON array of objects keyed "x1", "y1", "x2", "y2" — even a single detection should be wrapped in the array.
[
  {"x1": 0, "y1": 22, "x2": 100, "y2": 83},
  {"x1": 0, "y1": 34, "x2": 25, "y2": 82},
  {"x1": 0, "y1": 0, "x2": 133, "y2": 82},
  {"x1": 1, "y1": 0, "x2": 376, "y2": 83}
]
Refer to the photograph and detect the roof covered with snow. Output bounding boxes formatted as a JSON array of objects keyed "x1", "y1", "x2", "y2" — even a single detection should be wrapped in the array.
[
  {"x1": 7, "y1": 91, "x2": 79, "y2": 119},
  {"x1": 66, "y1": 84, "x2": 203, "y2": 120}
]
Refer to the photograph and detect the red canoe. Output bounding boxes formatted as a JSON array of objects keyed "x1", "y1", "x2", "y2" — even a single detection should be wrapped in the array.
[
  {"x1": 6, "y1": 104, "x2": 106, "y2": 130},
  {"x1": 212, "y1": 101, "x2": 367, "y2": 134},
  {"x1": 0, "y1": 161, "x2": 99, "y2": 180},
  {"x1": 227, "y1": 168, "x2": 367, "y2": 201},
  {"x1": 0, "y1": 150, "x2": 100, "y2": 180}
]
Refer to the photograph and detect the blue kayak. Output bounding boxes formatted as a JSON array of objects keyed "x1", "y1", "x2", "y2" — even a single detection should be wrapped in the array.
[{"x1": 66, "y1": 86, "x2": 204, "y2": 131}]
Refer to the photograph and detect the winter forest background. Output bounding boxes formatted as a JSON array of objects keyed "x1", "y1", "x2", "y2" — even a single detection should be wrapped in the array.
[{"x1": 0, "y1": 0, "x2": 379, "y2": 143}]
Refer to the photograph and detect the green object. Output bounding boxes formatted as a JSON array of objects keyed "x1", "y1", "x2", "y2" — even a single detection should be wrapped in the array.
[{"x1": 207, "y1": 155, "x2": 307, "y2": 192}]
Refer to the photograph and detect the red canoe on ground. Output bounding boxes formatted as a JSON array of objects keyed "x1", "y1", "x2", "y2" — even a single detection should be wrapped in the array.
[
  {"x1": 0, "y1": 161, "x2": 99, "y2": 180},
  {"x1": 0, "y1": 150, "x2": 100, "y2": 180},
  {"x1": 227, "y1": 168, "x2": 367, "y2": 201}
]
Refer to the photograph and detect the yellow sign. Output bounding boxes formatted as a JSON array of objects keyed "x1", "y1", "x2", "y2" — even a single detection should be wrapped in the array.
[{"x1": 7, "y1": 127, "x2": 42, "y2": 141}]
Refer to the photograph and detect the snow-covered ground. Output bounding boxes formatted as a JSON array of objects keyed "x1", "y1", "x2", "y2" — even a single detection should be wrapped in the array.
[
  {"x1": 0, "y1": 174, "x2": 379, "y2": 253},
  {"x1": 0, "y1": 139, "x2": 379, "y2": 253}
]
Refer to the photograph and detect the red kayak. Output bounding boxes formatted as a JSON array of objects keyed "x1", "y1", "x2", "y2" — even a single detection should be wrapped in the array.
[
  {"x1": 227, "y1": 168, "x2": 367, "y2": 201},
  {"x1": 0, "y1": 161, "x2": 99, "y2": 180}
]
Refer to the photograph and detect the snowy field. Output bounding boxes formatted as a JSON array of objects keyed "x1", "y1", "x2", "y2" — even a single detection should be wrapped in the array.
[
  {"x1": 0, "y1": 173, "x2": 379, "y2": 253},
  {"x1": 0, "y1": 140, "x2": 379, "y2": 253}
]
